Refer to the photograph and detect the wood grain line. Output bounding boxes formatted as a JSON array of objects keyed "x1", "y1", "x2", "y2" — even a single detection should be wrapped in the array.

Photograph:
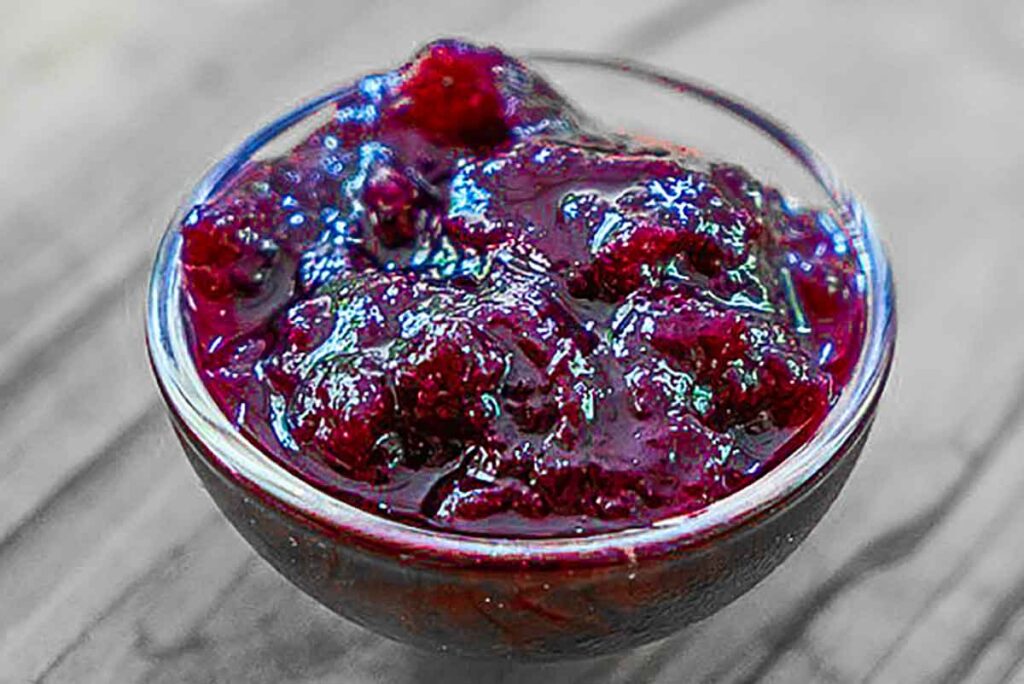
[
  {"x1": 0, "y1": 399, "x2": 162, "y2": 563},
  {"x1": 717, "y1": 363, "x2": 1024, "y2": 684}
]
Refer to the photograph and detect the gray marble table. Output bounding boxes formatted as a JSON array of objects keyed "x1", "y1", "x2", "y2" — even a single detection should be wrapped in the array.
[{"x1": 2, "y1": 0, "x2": 1023, "y2": 681}]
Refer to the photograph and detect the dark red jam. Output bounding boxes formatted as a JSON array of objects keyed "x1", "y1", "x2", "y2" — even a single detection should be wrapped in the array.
[{"x1": 180, "y1": 40, "x2": 866, "y2": 537}]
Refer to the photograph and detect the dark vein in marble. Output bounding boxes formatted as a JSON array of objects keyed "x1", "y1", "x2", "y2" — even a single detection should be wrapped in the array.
[
  {"x1": 861, "y1": 474, "x2": 1024, "y2": 681},
  {"x1": 35, "y1": 510, "x2": 228, "y2": 682},
  {"x1": 0, "y1": 400, "x2": 162, "y2": 563},
  {"x1": 622, "y1": 632, "x2": 696, "y2": 684},
  {"x1": 133, "y1": 558, "x2": 257, "y2": 663},
  {"x1": 722, "y1": 369, "x2": 1024, "y2": 684},
  {"x1": 615, "y1": 0, "x2": 756, "y2": 56},
  {"x1": 934, "y1": 568, "x2": 1024, "y2": 684},
  {"x1": 995, "y1": 640, "x2": 1024, "y2": 684},
  {"x1": 0, "y1": 255, "x2": 150, "y2": 411}
]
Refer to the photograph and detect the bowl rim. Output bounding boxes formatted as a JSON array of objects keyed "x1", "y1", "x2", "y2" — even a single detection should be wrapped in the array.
[{"x1": 147, "y1": 51, "x2": 896, "y2": 568}]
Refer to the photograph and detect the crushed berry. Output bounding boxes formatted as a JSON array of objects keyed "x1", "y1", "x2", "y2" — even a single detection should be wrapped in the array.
[
  {"x1": 363, "y1": 166, "x2": 422, "y2": 248},
  {"x1": 180, "y1": 40, "x2": 867, "y2": 537},
  {"x1": 390, "y1": 40, "x2": 510, "y2": 148},
  {"x1": 288, "y1": 355, "x2": 396, "y2": 479}
]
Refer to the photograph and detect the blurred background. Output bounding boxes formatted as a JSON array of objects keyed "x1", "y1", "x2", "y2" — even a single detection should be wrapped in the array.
[{"x1": 2, "y1": 0, "x2": 1023, "y2": 682}]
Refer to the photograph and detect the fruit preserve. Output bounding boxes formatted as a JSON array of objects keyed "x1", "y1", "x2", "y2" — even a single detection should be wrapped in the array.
[{"x1": 179, "y1": 40, "x2": 866, "y2": 538}]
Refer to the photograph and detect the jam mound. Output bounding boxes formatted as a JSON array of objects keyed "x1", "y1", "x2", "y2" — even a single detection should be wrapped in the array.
[{"x1": 180, "y1": 40, "x2": 866, "y2": 537}]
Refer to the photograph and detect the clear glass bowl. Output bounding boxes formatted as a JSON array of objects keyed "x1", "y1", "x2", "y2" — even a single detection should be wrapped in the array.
[{"x1": 146, "y1": 53, "x2": 896, "y2": 660}]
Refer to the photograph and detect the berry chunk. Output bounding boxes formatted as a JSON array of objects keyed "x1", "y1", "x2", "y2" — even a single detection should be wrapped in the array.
[
  {"x1": 287, "y1": 355, "x2": 396, "y2": 480},
  {"x1": 363, "y1": 165, "x2": 424, "y2": 248},
  {"x1": 614, "y1": 287, "x2": 829, "y2": 433},
  {"x1": 571, "y1": 219, "x2": 684, "y2": 301},
  {"x1": 635, "y1": 415, "x2": 759, "y2": 506},
  {"x1": 181, "y1": 195, "x2": 281, "y2": 301},
  {"x1": 396, "y1": 320, "x2": 507, "y2": 439},
  {"x1": 259, "y1": 294, "x2": 335, "y2": 396},
  {"x1": 389, "y1": 40, "x2": 510, "y2": 148},
  {"x1": 437, "y1": 139, "x2": 770, "y2": 303}
]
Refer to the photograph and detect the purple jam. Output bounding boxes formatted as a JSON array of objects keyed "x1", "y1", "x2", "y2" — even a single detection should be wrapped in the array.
[{"x1": 179, "y1": 40, "x2": 866, "y2": 538}]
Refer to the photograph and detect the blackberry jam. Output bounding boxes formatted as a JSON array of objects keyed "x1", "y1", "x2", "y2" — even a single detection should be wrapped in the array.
[{"x1": 179, "y1": 40, "x2": 866, "y2": 538}]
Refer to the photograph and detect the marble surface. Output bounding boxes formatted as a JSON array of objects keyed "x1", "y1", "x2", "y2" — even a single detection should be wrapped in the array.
[{"x1": 2, "y1": 0, "x2": 1023, "y2": 681}]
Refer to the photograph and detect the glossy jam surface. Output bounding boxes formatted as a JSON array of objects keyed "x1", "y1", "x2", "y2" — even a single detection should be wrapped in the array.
[{"x1": 180, "y1": 41, "x2": 866, "y2": 537}]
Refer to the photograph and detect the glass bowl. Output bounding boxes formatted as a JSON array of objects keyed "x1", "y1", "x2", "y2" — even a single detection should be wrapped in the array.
[{"x1": 146, "y1": 52, "x2": 896, "y2": 660}]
